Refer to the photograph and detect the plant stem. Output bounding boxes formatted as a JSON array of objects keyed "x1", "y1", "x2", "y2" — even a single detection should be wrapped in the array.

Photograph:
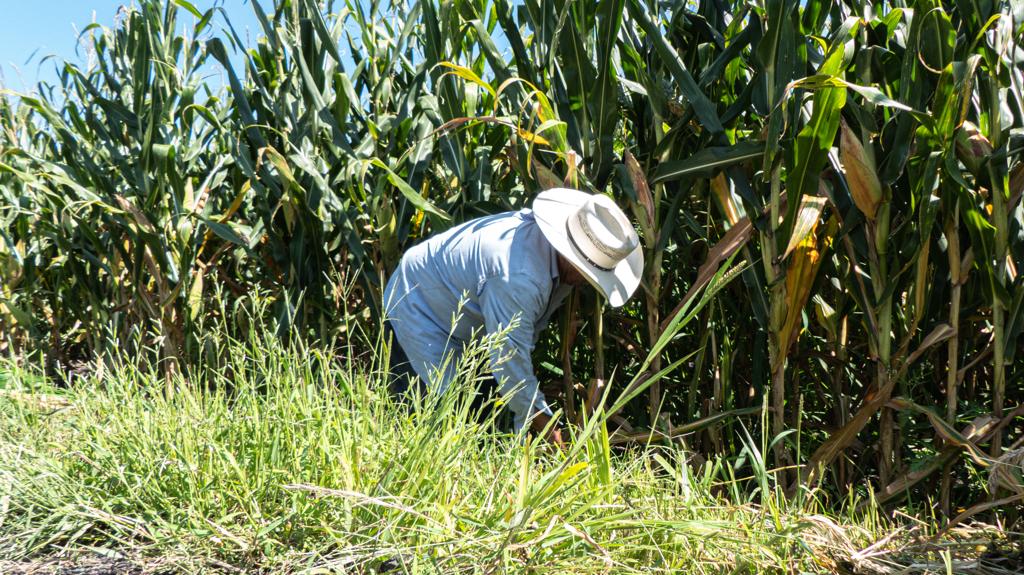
[
  {"x1": 991, "y1": 175, "x2": 1008, "y2": 458},
  {"x1": 562, "y1": 289, "x2": 579, "y2": 424},
  {"x1": 647, "y1": 251, "x2": 663, "y2": 424},
  {"x1": 872, "y1": 198, "x2": 893, "y2": 486},
  {"x1": 764, "y1": 163, "x2": 787, "y2": 472},
  {"x1": 986, "y1": 75, "x2": 1009, "y2": 459},
  {"x1": 942, "y1": 211, "x2": 962, "y2": 518}
]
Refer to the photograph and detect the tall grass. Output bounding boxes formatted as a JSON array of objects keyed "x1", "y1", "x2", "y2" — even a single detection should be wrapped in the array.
[{"x1": 0, "y1": 312, "x2": 930, "y2": 574}]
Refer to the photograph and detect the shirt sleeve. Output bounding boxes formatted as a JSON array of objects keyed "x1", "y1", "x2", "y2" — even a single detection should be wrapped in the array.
[{"x1": 478, "y1": 274, "x2": 553, "y2": 431}]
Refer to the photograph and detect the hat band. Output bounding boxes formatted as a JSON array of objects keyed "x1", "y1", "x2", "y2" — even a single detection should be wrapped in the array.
[
  {"x1": 575, "y1": 208, "x2": 633, "y2": 262},
  {"x1": 566, "y1": 220, "x2": 615, "y2": 272}
]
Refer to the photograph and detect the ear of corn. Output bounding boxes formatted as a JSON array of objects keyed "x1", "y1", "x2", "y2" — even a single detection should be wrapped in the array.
[
  {"x1": 955, "y1": 121, "x2": 993, "y2": 177},
  {"x1": 839, "y1": 119, "x2": 883, "y2": 221}
]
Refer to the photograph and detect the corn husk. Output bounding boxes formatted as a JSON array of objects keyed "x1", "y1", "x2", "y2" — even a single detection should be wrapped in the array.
[
  {"x1": 711, "y1": 172, "x2": 741, "y2": 227},
  {"x1": 625, "y1": 150, "x2": 655, "y2": 234},
  {"x1": 954, "y1": 121, "x2": 993, "y2": 177},
  {"x1": 839, "y1": 120, "x2": 883, "y2": 220}
]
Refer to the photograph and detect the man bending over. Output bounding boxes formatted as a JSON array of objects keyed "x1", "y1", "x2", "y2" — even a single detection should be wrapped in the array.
[{"x1": 383, "y1": 189, "x2": 643, "y2": 446}]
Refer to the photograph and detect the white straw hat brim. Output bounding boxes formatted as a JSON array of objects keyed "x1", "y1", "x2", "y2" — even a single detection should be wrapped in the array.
[{"x1": 533, "y1": 188, "x2": 644, "y2": 307}]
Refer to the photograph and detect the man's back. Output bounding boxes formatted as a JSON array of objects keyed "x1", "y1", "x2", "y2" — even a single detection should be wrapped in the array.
[
  {"x1": 383, "y1": 209, "x2": 566, "y2": 429},
  {"x1": 384, "y1": 209, "x2": 559, "y2": 342}
]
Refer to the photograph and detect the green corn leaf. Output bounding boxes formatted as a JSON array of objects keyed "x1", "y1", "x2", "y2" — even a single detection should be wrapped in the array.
[
  {"x1": 495, "y1": 0, "x2": 536, "y2": 84},
  {"x1": 207, "y1": 38, "x2": 266, "y2": 148},
  {"x1": 652, "y1": 141, "x2": 764, "y2": 184},
  {"x1": 469, "y1": 18, "x2": 512, "y2": 87},
  {"x1": 303, "y1": 0, "x2": 343, "y2": 66},
  {"x1": 437, "y1": 62, "x2": 496, "y2": 99},
  {"x1": 368, "y1": 158, "x2": 450, "y2": 221},
  {"x1": 785, "y1": 39, "x2": 847, "y2": 237},
  {"x1": 789, "y1": 75, "x2": 932, "y2": 128},
  {"x1": 625, "y1": 0, "x2": 724, "y2": 136},
  {"x1": 170, "y1": 0, "x2": 203, "y2": 19},
  {"x1": 698, "y1": 17, "x2": 760, "y2": 89},
  {"x1": 590, "y1": 0, "x2": 625, "y2": 184},
  {"x1": 0, "y1": 298, "x2": 33, "y2": 328},
  {"x1": 757, "y1": 0, "x2": 800, "y2": 168},
  {"x1": 918, "y1": 7, "x2": 955, "y2": 73},
  {"x1": 197, "y1": 216, "x2": 250, "y2": 248},
  {"x1": 260, "y1": 147, "x2": 299, "y2": 191}
]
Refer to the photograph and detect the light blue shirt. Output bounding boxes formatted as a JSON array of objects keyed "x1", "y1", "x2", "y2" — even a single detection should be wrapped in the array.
[{"x1": 383, "y1": 209, "x2": 572, "y2": 430}]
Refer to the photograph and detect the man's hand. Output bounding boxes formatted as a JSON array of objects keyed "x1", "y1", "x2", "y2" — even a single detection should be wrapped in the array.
[{"x1": 530, "y1": 412, "x2": 566, "y2": 450}]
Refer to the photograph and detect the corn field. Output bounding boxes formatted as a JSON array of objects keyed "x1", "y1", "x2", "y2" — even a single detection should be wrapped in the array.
[{"x1": 1, "y1": 0, "x2": 1023, "y2": 516}]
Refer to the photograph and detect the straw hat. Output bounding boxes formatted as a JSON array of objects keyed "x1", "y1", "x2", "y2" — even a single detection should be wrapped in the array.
[{"x1": 533, "y1": 188, "x2": 644, "y2": 307}]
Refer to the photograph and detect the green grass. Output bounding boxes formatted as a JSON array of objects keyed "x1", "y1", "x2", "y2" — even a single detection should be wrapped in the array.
[{"x1": 0, "y1": 324, "x2": 1003, "y2": 574}]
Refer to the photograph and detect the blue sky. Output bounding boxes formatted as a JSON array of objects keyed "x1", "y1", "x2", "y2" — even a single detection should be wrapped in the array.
[{"x1": 0, "y1": 1, "x2": 261, "y2": 91}]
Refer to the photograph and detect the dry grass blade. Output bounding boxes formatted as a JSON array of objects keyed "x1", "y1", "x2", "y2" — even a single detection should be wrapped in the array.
[
  {"x1": 281, "y1": 484, "x2": 432, "y2": 522},
  {"x1": 940, "y1": 493, "x2": 1024, "y2": 536},
  {"x1": 608, "y1": 406, "x2": 764, "y2": 445},
  {"x1": 779, "y1": 215, "x2": 833, "y2": 354},
  {"x1": 868, "y1": 415, "x2": 998, "y2": 507},
  {"x1": 660, "y1": 214, "x2": 754, "y2": 334}
]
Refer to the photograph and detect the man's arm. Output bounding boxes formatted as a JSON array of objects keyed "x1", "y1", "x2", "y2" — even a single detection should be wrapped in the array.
[
  {"x1": 478, "y1": 274, "x2": 556, "y2": 435},
  {"x1": 530, "y1": 412, "x2": 566, "y2": 449}
]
